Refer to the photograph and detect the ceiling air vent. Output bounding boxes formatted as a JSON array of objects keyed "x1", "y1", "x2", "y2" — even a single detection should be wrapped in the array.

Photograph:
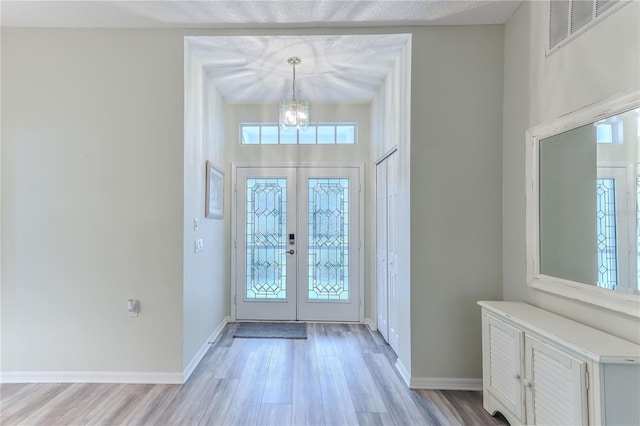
[
  {"x1": 596, "y1": 0, "x2": 619, "y2": 16},
  {"x1": 548, "y1": 0, "x2": 629, "y2": 54}
]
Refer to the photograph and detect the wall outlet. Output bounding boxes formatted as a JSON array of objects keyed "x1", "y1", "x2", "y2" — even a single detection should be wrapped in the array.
[{"x1": 127, "y1": 299, "x2": 139, "y2": 317}]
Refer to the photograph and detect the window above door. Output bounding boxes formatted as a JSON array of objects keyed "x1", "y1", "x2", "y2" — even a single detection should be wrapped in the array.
[{"x1": 240, "y1": 122, "x2": 358, "y2": 145}]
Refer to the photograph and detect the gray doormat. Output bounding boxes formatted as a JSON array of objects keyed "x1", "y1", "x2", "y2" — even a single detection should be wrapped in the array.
[{"x1": 233, "y1": 322, "x2": 307, "y2": 339}]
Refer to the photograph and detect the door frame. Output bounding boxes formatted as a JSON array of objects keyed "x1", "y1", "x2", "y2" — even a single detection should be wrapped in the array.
[{"x1": 230, "y1": 162, "x2": 365, "y2": 323}]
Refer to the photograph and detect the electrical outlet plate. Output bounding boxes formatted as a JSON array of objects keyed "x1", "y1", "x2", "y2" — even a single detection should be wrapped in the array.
[{"x1": 127, "y1": 300, "x2": 138, "y2": 317}]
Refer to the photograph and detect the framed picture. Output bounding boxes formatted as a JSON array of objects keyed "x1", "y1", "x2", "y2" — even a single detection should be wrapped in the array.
[{"x1": 205, "y1": 161, "x2": 224, "y2": 219}]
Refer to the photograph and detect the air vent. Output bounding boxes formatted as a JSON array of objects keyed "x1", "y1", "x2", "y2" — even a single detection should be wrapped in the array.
[
  {"x1": 548, "y1": 0, "x2": 629, "y2": 54},
  {"x1": 571, "y1": 0, "x2": 594, "y2": 33},
  {"x1": 596, "y1": 0, "x2": 618, "y2": 16}
]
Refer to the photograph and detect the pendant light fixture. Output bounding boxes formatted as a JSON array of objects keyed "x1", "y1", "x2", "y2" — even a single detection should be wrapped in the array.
[{"x1": 279, "y1": 56, "x2": 309, "y2": 130}]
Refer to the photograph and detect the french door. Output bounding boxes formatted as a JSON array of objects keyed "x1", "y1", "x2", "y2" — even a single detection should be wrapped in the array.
[{"x1": 234, "y1": 166, "x2": 361, "y2": 322}]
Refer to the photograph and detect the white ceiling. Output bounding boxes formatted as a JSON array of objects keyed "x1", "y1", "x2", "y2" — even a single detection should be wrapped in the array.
[
  {"x1": 1, "y1": 1, "x2": 523, "y2": 28},
  {"x1": 188, "y1": 34, "x2": 411, "y2": 104},
  {"x1": 1, "y1": 1, "x2": 522, "y2": 104}
]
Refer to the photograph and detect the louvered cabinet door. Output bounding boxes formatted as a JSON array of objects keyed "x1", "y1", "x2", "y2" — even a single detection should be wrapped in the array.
[
  {"x1": 524, "y1": 336, "x2": 587, "y2": 425},
  {"x1": 483, "y1": 314, "x2": 525, "y2": 423}
]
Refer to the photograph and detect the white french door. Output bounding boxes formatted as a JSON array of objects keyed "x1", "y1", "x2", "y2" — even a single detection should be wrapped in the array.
[{"x1": 234, "y1": 166, "x2": 361, "y2": 322}]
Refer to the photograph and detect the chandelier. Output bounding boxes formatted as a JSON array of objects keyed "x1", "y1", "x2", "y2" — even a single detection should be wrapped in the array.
[{"x1": 279, "y1": 57, "x2": 309, "y2": 130}]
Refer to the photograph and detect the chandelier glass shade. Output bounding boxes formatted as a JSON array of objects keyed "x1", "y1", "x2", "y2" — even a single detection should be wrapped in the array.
[{"x1": 279, "y1": 57, "x2": 309, "y2": 130}]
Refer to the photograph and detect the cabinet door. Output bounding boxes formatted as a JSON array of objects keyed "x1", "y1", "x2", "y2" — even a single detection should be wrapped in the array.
[
  {"x1": 525, "y1": 336, "x2": 587, "y2": 425},
  {"x1": 483, "y1": 314, "x2": 524, "y2": 421}
]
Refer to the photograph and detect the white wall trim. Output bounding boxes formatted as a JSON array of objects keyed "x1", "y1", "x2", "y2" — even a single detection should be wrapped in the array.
[
  {"x1": 0, "y1": 371, "x2": 184, "y2": 384},
  {"x1": 409, "y1": 377, "x2": 483, "y2": 391},
  {"x1": 183, "y1": 315, "x2": 230, "y2": 383},
  {"x1": 395, "y1": 359, "x2": 411, "y2": 387},
  {"x1": 364, "y1": 317, "x2": 377, "y2": 331}
]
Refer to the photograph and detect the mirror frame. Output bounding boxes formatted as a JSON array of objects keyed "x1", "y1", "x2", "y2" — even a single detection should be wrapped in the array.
[{"x1": 526, "y1": 89, "x2": 640, "y2": 318}]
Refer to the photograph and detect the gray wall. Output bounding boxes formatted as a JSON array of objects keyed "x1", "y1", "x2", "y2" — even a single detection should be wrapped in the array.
[
  {"x1": 503, "y1": 1, "x2": 640, "y2": 343},
  {"x1": 2, "y1": 24, "x2": 503, "y2": 382},
  {"x1": 410, "y1": 25, "x2": 504, "y2": 379},
  {"x1": 1, "y1": 30, "x2": 185, "y2": 373}
]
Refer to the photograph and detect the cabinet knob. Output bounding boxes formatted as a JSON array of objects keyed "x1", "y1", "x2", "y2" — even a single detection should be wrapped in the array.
[
  {"x1": 523, "y1": 379, "x2": 532, "y2": 388},
  {"x1": 513, "y1": 373, "x2": 521, "y2": 380}
]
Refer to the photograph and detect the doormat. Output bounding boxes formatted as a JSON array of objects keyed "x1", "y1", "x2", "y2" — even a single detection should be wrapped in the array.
[{"x1": 233, "y1": 322, "x2": 307, "y2": 339}]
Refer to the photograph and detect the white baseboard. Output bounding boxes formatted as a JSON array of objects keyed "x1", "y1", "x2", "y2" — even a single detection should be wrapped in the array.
[
  {"x1": 183, "y1": 315, "x2": 230, "y2": 383},
  {"x1": 409, "y1": 377, "x2": 482, "y2": 391},
  {"x1": 1, "y1": 316, "x2": 231, "y2": 385},
  {"x1": 0, "y1": 371, "x2": 183, "y2": 384},
  {"x1": 364, "y1": 317, "x2": 377, "y2": 331},
  {"x1": 395, "y1": 359, "x2": 411, "y2": 387}
]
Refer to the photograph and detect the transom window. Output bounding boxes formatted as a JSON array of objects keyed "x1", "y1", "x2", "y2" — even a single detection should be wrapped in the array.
[
  {"x1": 595, "y1": 116, "x2": 624, "y2": 144},
  {"x1": 240, "y1": 123, "x2": 358, "y2": 145}
]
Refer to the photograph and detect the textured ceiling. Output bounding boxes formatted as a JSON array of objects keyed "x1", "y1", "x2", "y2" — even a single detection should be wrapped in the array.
[
  {"x1": 188, "y1": 35, "x2": 410, "y2": 103},
  {"x1": 1, "y1": 1, "x2": 522, "y2": 103},
  {"x1": 1, "y1": 1, "x2": 522, "y2": 28}
]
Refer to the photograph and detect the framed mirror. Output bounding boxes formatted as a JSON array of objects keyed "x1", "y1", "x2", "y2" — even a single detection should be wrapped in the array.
[{"x1": 526, "y1": 89, "x2": 640, "y2": 317}]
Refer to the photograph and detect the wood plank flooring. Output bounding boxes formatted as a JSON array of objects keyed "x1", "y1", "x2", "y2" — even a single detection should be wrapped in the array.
[{"x1": 1, "y1": 323, "x2": 508, "y2": 425}]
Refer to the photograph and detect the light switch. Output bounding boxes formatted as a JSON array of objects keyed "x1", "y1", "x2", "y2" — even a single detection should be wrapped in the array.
[
  {"x1": 194, "y1": 238, "x2": 204, "y2": 252},
  {"x1": 193, "y1": 218, "x2": 199, "y2": 231}
]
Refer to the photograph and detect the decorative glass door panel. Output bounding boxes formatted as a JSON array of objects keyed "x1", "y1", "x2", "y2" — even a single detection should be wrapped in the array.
[
  {"x1": 235, "y1": 166, "x2": 360, "y2": 322},
  {"x1": 236, "y1": 168, "x2": 297, "y2": 320},
  {"x1": 307, "y1": 178, "x2": 350, "y2": 301},
  {"x1": 297, "y1": 167, "x2": 360, "y2": 321},
  {"x1": 596, "y1": 166, "x2": 635, "y2": 293},
  {"x1": 246, "y1": 178, "x2": 288, "y2": 300}
]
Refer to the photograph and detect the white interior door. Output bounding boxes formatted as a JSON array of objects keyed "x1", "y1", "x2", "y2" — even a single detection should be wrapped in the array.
[
  {"x1": 235, "y1": 166, "x2": 361, "y2": 322},
  {"x1": 375, "y1": 152, "x2": 398, "y2": 351},
  {"x1": 376, "y1": 161, "x2": 389, "y2": 341},
  {"x1": 387, "y1": 152, "x2": 399, "y2": 353}
]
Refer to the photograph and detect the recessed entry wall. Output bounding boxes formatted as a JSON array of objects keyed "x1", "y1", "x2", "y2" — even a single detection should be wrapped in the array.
[{"x1": 186, "y1": 34, "x2": 411, "y2": 344}]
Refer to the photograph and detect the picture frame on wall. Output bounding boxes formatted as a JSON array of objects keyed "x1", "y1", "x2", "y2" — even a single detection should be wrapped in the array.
[{"x1": 205, "y1": 161, "x2": 224, "y2": 219}]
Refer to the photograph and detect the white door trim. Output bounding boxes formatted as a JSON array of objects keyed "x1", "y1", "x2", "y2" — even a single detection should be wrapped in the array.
[{"x1": 230, "y1": 162, "x2": 365, "y2": 323}]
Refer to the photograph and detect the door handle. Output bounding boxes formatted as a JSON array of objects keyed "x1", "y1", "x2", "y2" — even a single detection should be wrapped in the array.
[{"x1": 287, "y1": 249, "x2": 295, "y2": 255}]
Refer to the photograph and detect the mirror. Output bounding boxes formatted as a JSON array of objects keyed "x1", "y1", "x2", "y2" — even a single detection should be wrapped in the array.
[{"x1": 526, "y1": 90, "x2": 640, "y2": 317}]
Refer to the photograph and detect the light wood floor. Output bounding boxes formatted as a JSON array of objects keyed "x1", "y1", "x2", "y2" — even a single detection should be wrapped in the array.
[{"x1": 1, "y1": 323, "x2": 507, "y2": 425}]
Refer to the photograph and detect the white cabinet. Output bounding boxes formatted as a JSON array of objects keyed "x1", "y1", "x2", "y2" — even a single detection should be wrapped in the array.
[
  {"x1": 524, "y1": 336, "x2": 587, "y2": 425},
  {"x1": 483, "y1": 314, "x2": 524, "y2": 421},
  {"x1": 479, "y1": 301, "x2": 640, "y2": 426}
]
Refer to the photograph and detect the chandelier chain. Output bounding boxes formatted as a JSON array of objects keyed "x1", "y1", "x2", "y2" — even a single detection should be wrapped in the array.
[{"x1": 292, "y1": 62, "x2": 296, "y2": 100}]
